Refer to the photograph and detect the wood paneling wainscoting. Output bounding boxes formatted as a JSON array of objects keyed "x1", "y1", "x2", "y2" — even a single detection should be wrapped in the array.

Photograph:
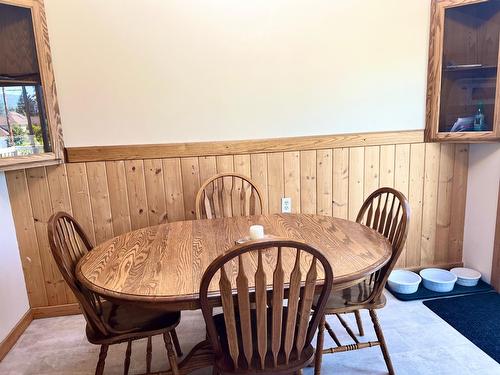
[{"x1": 5, "y1": 130, "x2": 468, "y2": 311}]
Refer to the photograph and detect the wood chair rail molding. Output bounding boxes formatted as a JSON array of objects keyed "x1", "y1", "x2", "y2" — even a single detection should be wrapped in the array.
[
  {"x1": 0, "y1": 0, "x2": 65, "y2": 170},
  {"x1": 65, "y1": 130, "x2": 424, "y2": 163}
]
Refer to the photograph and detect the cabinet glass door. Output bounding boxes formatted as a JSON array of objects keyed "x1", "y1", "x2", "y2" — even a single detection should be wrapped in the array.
[{"x1": 439, "y1": 0, "x2": 500, "y2": 134}]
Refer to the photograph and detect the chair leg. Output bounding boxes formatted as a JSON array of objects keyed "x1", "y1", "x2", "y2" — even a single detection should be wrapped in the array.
[
  {"x1": 146, "y1": 336, "x2": 153, "y2": 373},
  {"x1": 324, "y1": 319, "x2": 342, "y2": 347},
  {"x1": 354, "y1": 310, "x2": 365, "y2": 336},
  {"x1": 369, "y1": 309, "x2": 395, "y2": 375},
  {"x1": 314, "y1": 315, "x2": 326, "y2": 375},
  {"x1": 95, "y1": 344, "x2": 108, "y2": 375},
  {"x1": 164, "y1": 332, "x2": 180, "y2": 375},
  {"x1": 171, "y1": 328, "x2": 183, "y2": 357},
  {"x1": 336, "y1": 314, "x2": 359, "y2": 343},
  {"x1": 124, "y1": 340, "x2": 132, "y2": 375}
]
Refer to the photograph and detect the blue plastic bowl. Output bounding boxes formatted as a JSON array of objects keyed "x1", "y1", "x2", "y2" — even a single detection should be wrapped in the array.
[
  {"x1": 419, "y1": 268, "x2": 457, "y2": 292},
  {"x1": 388, "y1": 270, "x2": 422, "y2": 294},
  {"x1": 450, "y1": 267, "x2": 481, "y2": 287}
]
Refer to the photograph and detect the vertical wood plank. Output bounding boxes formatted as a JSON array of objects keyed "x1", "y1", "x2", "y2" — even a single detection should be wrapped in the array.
[
  {"x1": 86, "y1": 162, "x2": 114, "y2": 244},
  {"x1": 448, "y1": 144, "x2": 469, "y2": 263},
  {"x1": 394, "y1": 145, "x2": 411, "y2": 198},
  {"x1": 250, "y1": 154, "x2": 268, "y2": 214},
  {"x1": 332, "y1": 148, "x2": 349, "y2": 219},
  {"x1": 46, "y1": 164, "x2": 72, "y2": 214},
  {"x1": 125, "y1": 160, "x2": 149, "y2": 230},
  {"x1": 380, "y1": 145, "x2": 396, "y2": 188},
  {"x1": 284, "y1": 151, "x2": 300, "y2": 213},
  {"x1": 394, "y1": 144, "x2": 410, "y2": 267},
  {"x1": 181, "y1": 157, "x2": 201, "y2": 219},
  {"x1": 198, "y1": 156, "x2": 217, "y2": 185},
  {"x1": 66, "y1": 163, "x2": 96, "y2": 245},
  {"x1": 5, "y1": 170, "x2": 48, "y2": 307},
  {"x1": 46, "y1": 164, "x2": 77, "y2": 302},
  {"x1": 435, "y1": 144, "x2": 455, "y2": 263},
  {"x1": 105, "y1": 161, "x2": 131, "y2": 236},
  {"x1": 234, "y1": 154, "x2": 251, "y2": 177},
  {"x1": 317, "y1": 149, "x2": 332, "y2": 216},
  {"x1": 364, "y1": 146, "x2": 380, "y2": 199},
  {"x1": 216, "y1": 155, "x2": 234, "y2": 174},
  {"x1": 163, "y1": 158, "x2": 185, "y2": 222},
  {"x1": 421, "y1": 143, "x2": 441, "y2": 266},
  {"x1": 300, "y1": 150, "x2": 317, "y2": 214},
  {"x1": 348, "y1": 147, "x2": 364, "y2": 221},
  {"x1": 26, "y1": 167, "x2": 67, "y2": 305},
  {"x1": 144, "y1": 159, "x2": 168, "y2": 225},
  {"x1": 267, "y1": 153, "x2": 284, "y2": 214},
  {"x1": 406, "y1": 143, "x2": 425, "y2": 267}
]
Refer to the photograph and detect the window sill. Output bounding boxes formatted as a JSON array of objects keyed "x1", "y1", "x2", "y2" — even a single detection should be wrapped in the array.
[{"x1": 0, "y1": 153, "x2": 63, "y2": 171}]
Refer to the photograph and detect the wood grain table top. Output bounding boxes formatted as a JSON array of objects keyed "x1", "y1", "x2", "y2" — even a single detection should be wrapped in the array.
[{"x1": 76, "y1": 214, "x2": 391, "y2": 309}]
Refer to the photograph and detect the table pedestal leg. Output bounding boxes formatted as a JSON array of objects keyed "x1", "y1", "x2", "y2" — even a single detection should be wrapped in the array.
[{"x1": 148, "y1": 339, "x2": 214, "y2": 375}]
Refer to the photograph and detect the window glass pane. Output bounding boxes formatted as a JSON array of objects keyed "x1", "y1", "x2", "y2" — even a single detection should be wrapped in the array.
[{"x1": 0, "y1": 85, "x2": 51, "y2": 157}]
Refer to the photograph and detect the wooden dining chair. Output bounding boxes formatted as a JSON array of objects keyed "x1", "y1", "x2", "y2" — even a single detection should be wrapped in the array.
[
  {"x1": 195, "y1": 173, "x2": 264, "y2": 219},
  {"x1": 314, "y1": 188, "x2": 410, "y2": 375},
  {"x1": 200, "y1": 238, "x2": 334, "y2": 374},
  {"x1": 48, "y1": 212, "x2": 183, "y2": 375}
]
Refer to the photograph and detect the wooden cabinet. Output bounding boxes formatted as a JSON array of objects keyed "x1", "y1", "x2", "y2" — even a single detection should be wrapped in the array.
[{"x1": 426, "y1": 0, "x2": 500, "y2": 142}]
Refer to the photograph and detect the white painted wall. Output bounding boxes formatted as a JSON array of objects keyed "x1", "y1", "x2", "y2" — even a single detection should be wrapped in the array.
[
  {"x1": 0, "y1": 172, "x2": 30, "y2": 342},
  {"x1": 44, "y1": 0, "x2": 431, "y2": 147},
  {"x1": 463, "y1": 144, "x2": 500, "y2": 283}
]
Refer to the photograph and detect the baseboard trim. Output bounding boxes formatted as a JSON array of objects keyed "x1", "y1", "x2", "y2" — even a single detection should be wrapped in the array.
[
  {"x1": 0, "y1": 309, "x2": 33, "y2": 361},
  {"x1": 31, "y1": 303, "x2": 81, "y2": 319}
]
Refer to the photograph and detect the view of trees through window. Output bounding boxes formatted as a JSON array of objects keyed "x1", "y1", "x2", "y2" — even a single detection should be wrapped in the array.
[{"x1": 0, "y1": 84, "x2": 51, "y2": 158}]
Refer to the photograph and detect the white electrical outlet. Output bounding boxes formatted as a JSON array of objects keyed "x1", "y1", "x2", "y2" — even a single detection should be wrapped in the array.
[{"x1": 281, "y1": 197, "x2": 292, "y2": 213}]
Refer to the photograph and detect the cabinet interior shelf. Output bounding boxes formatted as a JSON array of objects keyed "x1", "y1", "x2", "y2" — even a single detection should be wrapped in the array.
[{"x1": 444, "y1": 65, "x2": 497, "y2": 72}]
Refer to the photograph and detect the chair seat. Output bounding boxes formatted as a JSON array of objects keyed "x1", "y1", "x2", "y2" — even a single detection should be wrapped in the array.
[
  {"x1": 86, "y1": 301, "x2": 181, "y2": 344},
  {"x1": 318, "y1": 279, "x2": 386, "y2": 313},
  {"x1": 213, "y1": 308, "x2": 315, "y2": 374}
]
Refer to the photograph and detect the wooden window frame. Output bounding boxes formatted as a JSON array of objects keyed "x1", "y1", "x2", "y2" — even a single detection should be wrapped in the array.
[
  {"x1": 0, "y1": 0, "x2": 64, "y2": 171},
  {"x1": 425, "y1": 0, "x2": 500, "y2": 143}
]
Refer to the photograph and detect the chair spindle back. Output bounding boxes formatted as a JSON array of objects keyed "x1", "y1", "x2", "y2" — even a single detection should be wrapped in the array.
[
  {"x1": 195, "y1": 173, "x2": 263, "y2": 219},
  {"x1": 200, "y1": 239, "x2": 334, "y2": 372},
  {"x1": 356, "y1": 187, "x2": 410, "y2": 302},
  {"x1": 48, "y1": 212, "x2": 110, "y2": 337}
]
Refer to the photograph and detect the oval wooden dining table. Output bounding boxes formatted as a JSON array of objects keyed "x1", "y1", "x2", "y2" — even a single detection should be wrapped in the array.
[{"x1": 76, "y1": 213, "x2": 392, "y2": 375}]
